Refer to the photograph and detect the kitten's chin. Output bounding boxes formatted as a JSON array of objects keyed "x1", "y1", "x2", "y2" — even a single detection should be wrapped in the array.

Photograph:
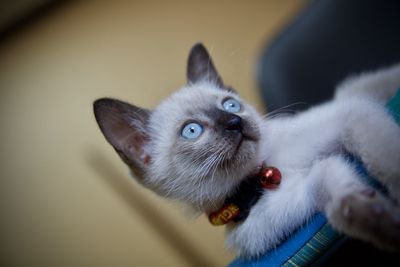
[
  {"x1": 228, "y1": 137, "x2": 259, "y2": 167},
  {"x1": 197, "y1": 139, "x2": 260, "y2": 210},
  {"x1": 186, "y1": 160, "x2": 260, "y2": 213}
]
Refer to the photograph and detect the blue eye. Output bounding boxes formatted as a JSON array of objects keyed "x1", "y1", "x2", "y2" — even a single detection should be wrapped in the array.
[
  {"x1": 223, "y1": 98, "x2": 241, "y2": 113},
  {"x1": 181, "y1": 122, "x2": 203, "y2": 139}
]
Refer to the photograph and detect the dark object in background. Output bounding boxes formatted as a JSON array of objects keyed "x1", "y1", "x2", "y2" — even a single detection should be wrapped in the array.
[
  {"x1": 257, "y1": 0, "x2": 400, "y2": 266},
  {"x1": 258, "y1": 0, "x2": 400, "y2": 112},
  {"x1": 0, "y1": 0, "x2": 63, "y2": 41}
]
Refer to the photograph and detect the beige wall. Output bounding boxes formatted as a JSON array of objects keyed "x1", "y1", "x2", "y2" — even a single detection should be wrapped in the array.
[{"x1": 0, "y1": 1, "x2": 305, "y2": 266}]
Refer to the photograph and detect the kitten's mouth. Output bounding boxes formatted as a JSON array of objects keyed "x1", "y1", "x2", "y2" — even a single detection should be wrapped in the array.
[
  {"x1": 235, "y1": 136, "x2": 244, "y2": 154},
  {"x1": 234, "y1": 133, "x2": 258, "y2": 154}
]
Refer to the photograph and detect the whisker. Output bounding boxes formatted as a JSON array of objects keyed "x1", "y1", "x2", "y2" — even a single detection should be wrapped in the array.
[
  {"x1": 262, "y1": 102, "x2": 307, "y2": 121},
  {"x1": 268, "y1": 102, "x2": 308, "y2": 113},
  {"x1": 263, "y1": 111, "x2": 296, "y2": 120}
]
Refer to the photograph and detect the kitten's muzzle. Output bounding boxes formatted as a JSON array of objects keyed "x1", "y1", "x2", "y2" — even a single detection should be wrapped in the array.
[
  {"x1": 215, "y1": 110, "x2": 259, "y2": 143},
  {"x1": 224, "y1": 114, "x2": 243, "y2": 132},
  {"x1": 219, "y1": 112, "x2": 259, "y2": 141}
]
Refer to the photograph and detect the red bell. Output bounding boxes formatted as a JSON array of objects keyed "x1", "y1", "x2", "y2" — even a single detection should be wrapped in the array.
[{"x1": 260, "y1": 166, "x2": 281, "y2": 189}]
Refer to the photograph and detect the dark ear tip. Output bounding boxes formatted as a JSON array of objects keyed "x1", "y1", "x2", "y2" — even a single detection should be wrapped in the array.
[
  {"x1": 93, "y1": 98, "x2": 118, "y2": 120},
  {"x1": 94, "y1": 97, "x2": 125, "y2": 110},
  {"x1": 189, "y1": 42, "x2": 208, "y2": 57},
  {"x1": 191, "y1": 42, "x2": 206, "y2": 51},
  {"x1": 93, "y1": 98, "x2": 151, "y2": 124},
  {"x1": 93, "y1": 98, "x2": 108, "y2": 112},
  {"x1": 94, "y1": 98, "x2": 112, "y2": 106}
]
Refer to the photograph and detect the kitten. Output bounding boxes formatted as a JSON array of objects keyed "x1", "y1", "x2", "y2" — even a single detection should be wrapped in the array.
[{"x1": 93, "y1": 43, "x2": 400, "y2": 257}]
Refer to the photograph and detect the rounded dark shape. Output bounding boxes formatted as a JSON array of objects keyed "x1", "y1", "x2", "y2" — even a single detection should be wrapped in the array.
[{"x1": 225, "y1": 114, "x2": 242, "y2": 131}]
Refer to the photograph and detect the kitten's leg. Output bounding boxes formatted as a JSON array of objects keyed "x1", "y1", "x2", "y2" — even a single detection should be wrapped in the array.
[
  {"x1": 339, "y1": 99, "x2": 400, "y2": 201},
  {"x1": 335, "y1": 63, "x2": 400, "y2": 103},
  {"x1": 225, "y1": 176, "x2": 317, "y2": 257},
  {"x1": 311, "y1": 156, "x2": 400, "y2": 251}
]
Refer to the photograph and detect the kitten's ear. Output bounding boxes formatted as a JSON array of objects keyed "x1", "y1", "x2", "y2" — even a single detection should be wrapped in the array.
[
  {"x1": 93, "y1": 98, "x2": 151, "y2": 180},
  {"x1": 187, "y1": 43, "x2": 224, "y2": 87}
]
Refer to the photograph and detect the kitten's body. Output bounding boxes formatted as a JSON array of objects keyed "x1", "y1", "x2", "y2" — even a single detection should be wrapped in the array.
[
  {"x1": 227, "y1": 90, "x2": 400, "y2": 256},
  {"x1": 94, "y1": 44, "x2": 400, "y2": 257}
]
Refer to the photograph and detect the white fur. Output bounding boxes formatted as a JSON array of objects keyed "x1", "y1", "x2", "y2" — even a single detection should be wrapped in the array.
[{"x1": 226, "y1": 64, "x2": 400, "y2": 256}]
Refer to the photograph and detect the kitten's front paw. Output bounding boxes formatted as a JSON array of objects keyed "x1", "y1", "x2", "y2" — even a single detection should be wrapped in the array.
[
  {"x1": 331, "y1": 190, "x2": 400, "y2": 251},
  {"x1": 226, "y1": 222, "x2": 270, "y2": 258}
]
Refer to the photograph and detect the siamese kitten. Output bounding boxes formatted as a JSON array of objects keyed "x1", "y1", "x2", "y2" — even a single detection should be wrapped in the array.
[{"x1": 94, "y1": 43, "x2": 400, "y2": 257}]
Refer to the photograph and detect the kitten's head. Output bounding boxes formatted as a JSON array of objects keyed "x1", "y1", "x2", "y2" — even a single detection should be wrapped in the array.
[{"x1": 94, "y1": 44, "x2": 263, "y2": 212}]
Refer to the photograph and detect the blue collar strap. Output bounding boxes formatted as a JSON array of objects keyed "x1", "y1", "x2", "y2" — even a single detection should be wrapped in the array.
[
  {"x1": 229, "y1": 213, "x2": 344, "y2": 267},
  {"x1": 229, "y1": 89, "x2": 400, "y2": 267}
]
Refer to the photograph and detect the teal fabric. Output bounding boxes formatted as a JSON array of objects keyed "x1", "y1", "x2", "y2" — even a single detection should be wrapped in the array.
[
  {"x1": 281, "y1": 223, "x2": 342, "y2": 267},
  {"x1": 229, "y1": 214, "x2": 343, "y2": 267},
  {"x1": 229, "y1": 89, "x2": 400, "y2": 267},
  {"x1": 387, "y1": 89, "x2": 400, "y2": 124}
]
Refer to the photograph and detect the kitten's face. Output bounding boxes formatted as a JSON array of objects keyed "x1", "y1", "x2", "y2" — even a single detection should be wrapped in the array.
[
  {"x1": 94, "y1": 44, "x2": 263, "y2": 212},
  {"x1": 147, "y1": 82, "x2": 262, "y2": 210}
]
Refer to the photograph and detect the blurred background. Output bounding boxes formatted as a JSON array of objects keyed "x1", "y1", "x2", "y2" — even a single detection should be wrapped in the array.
[{"x1": 0, "y1": 1, "x2": 306, "y2": 266}]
